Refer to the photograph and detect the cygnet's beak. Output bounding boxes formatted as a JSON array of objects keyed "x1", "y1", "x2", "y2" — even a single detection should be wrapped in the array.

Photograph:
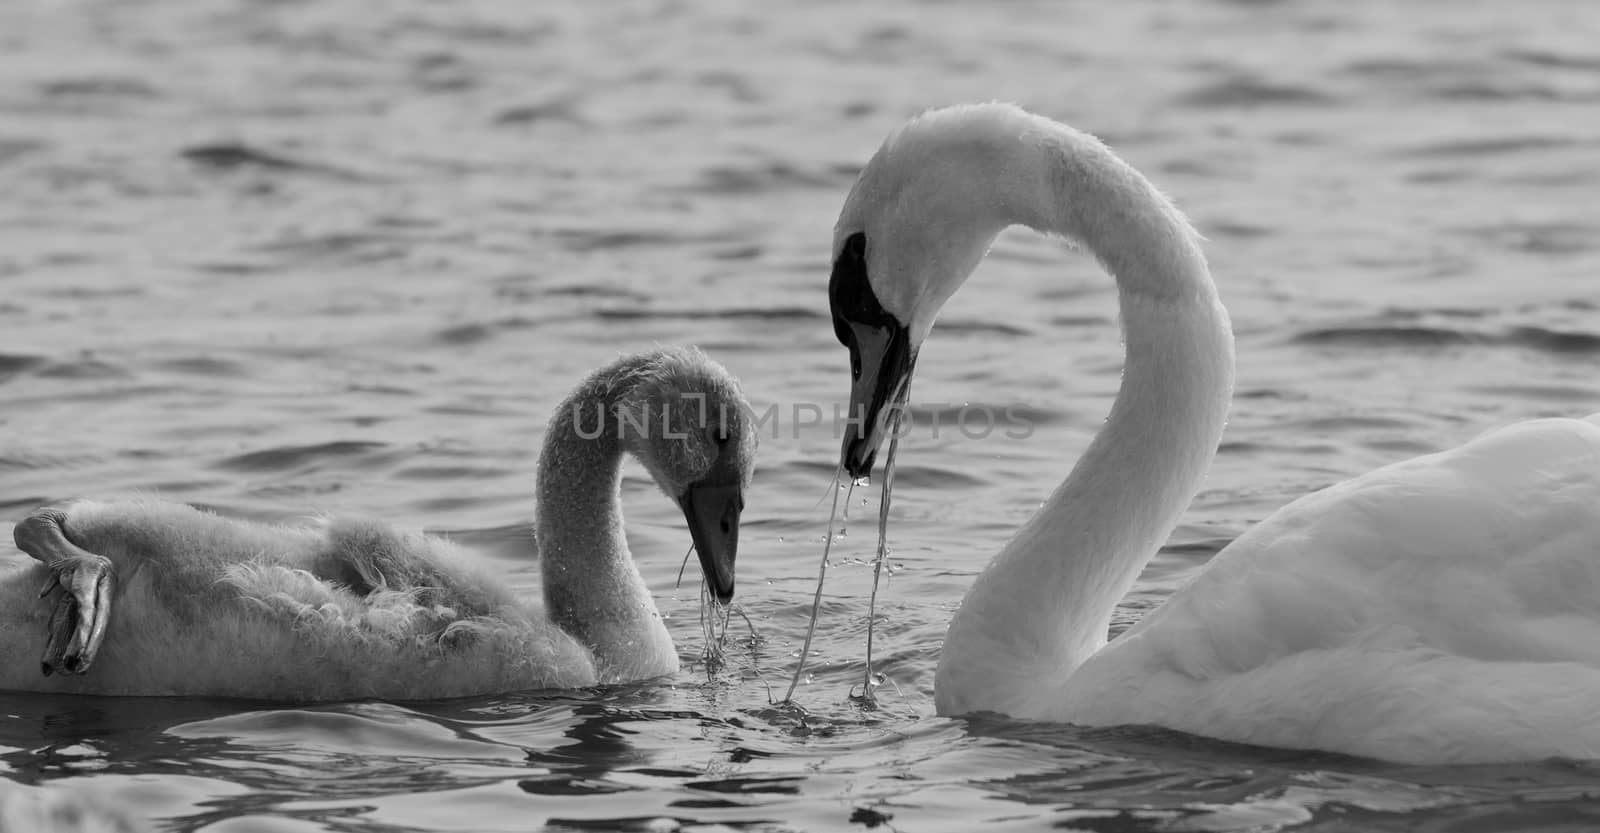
[{"x1": 678, "y1": 480, "x2": 742, "y2": 605}]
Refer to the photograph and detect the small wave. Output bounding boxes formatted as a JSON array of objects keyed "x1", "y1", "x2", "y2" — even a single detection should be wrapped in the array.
[
  {"x1": 928, "y1": 318, "x2": 1034, "y2": 337},
  {"x1": 37, "y1": 77, "x2": 159, "y2": 99},
  {"x1": 140, "y1": 478, "x2": 233, "y2": 495},
  {"x1": 549, "y1": 228, "x2": 740, "y2": 253},
  {"x1": 1463, "y1": 382, "x2": 1599, "y2": 403},
  {"x1": 1430, "y1": 80, "x2": 1569, "y2": 102},
  {"x1": 393, "y1": 465, "x2": 516, "y2": 481},
  {"x1": 1293, "y1": 326, "x2": 1480, "y2": 348},
  {"x1": 709, "y1": 245, "x2": 763, "y2": 261},
  {"x1": 0, "y1": 494, "x2": 56, "y2": 515},
  {"x1": 1504, "y1": 48, "x2": 1600, "y2": 72},
  {"x1": 1047, "y1": 315, "x2": 1114, "y2": 329},
  {"x1": 1174, "y1": 76, "x2": 1337, "y2": 108},
  {"x1": 0, "y1": 449, "x2": 107, "y2": 473},
  {"x1": 1160, "y1": 539, "x2": 1229, "y2": 561},
  {"x1": 1295, "y1": 323, "x2": 1600, "y2": 355},
  {"x1": 907, "y1": 402, "x2": 1063, "y2": 430},
  {"x1": 1205, "y1": 221, "x2": 1276, "y2": 239},
  {"x1": 1456, "y1": 222, "x2": 1596, "y2": 256},
  {"x1": 393, "y1": 15, "x2": 556, "y2": 46},
  {"x1": 518, "y1": 776, "x2": 632, "y2": 797},
  {"x1": 533, "y1": 284, "x2": 650, "y2": 301},
  {"x1": 191, "y1": 260, "x2": 277, "y2": 276},
  {"x1": 840, "y1": 101, "x2": 878, "y2": 120},
  {"x1": 1392, "y1": 136, "x2": 1578, "y2": 159},
  {"x1": 152, "y1": 356, "x2": 249, "y2": 377},
  {"x1": 246, "y1": 231, "x2": 419, "y2": 268},
  {"x1": 410, "y1": 52, "x2": 476, "y2": 94},
  {"x1": 494, "y1": 97, "x2": 585, "y2": 126},
  {"x1": 428, "y1": 316, "x2": 548, "y2": 346},
  {"x1": 422, "y1": 402, "x2": 525, "y2": 417},
  {"x1": 1507, "y1": 326, "x2": 1600, "y2": 354},
  {"x1": 1233, "y1": 388, "x2": 1310, "y2": 402},
  {"x1": 1219, "y1": 439, "x2": 1341, "y2": 458},
  {"x1": 680, "y1": 161, "x2": 843, "y2": 195},
  {"x1": 890, "y1": 464, "x2": 988, "y2": 490},
  {"x1": 785, "y1": 459, "x2": 849, "y2": 481},
  {"x1": 180, "y1": 143, "x2": 379, "y2": 183},
  {"x1": 1343, "y1": 57, "x2": 1473, "y2": 82},
  {"x1": 1286, "y1": 414, "x2": 1419, "y2": 434},
  {"x1": 0, "y1": 352, "x2": 46, "y2": 384},
  {"x1": 1342, "y1": 57, "x2": 1579, "y2": 103},
  {"x1": 594, "y1": 306, "x2": 822, "y2": 322},
  {"x1": 35, "y1": 357, "x2": 132, "y2": 380},
  {"x1": 0, "y1": 138, "x2": 46, "y2": 168},
  {"x1": 435, "y1": 323, "x2": 495, "y2": 346},
  {"x1": 215, "y1": 441, "x2": 394, "y2": 474}
]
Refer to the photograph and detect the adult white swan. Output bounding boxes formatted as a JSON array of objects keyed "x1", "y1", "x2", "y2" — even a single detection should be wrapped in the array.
[
  {"x1": 828, "y1": 102, "x2": 1600, "y2": 764},
  {"x1": 2, "y1": 347, "x2": 755, "y2": 700}
]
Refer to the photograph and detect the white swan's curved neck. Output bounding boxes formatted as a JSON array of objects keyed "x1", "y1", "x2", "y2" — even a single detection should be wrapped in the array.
[
  {"x1": 536, "y1": 383, "x2": 670, "y2": 678},
  {"x1": 935, "y1": 127, "x2": 1235, "y2": 718}
]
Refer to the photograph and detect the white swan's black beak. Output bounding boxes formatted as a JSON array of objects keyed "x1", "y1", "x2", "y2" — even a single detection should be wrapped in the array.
[
  {"x1": 678, "y1": 481, "x2": 741, "y2": 604},
  {"x1": 830, "y1": 232, "x2": 915, "y2": 480}
]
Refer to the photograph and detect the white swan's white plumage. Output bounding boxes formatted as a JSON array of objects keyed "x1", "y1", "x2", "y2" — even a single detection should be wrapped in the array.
[
  {"x1": 1, "y1": 347, "x2": 755, "y2": 701},
  {"x1": 1069, "y1": 414, "x2": 1600, "y2": 763},
  {"x1": 828, "y1": 102, "x2": 1600, "y2": 764}
]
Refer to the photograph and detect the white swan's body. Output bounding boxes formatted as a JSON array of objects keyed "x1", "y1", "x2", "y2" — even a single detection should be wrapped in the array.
[
  {"x1": 1067, "y1": 414, "x2": 1600, "y2": 763},
  {"x1": 828, "y1": 102, "x2": 1600, "y2": 764},
  {"x1": 2, "y1": 347, "x2": 755, "y2": 701}
]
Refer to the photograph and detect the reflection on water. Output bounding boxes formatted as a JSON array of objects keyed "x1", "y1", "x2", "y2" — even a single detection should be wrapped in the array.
[
  {"x1": 3, "y1": 690, "x2": 1600, "y2": 831},
  {"x1": 2, "y1": 0, "x2": 1599, "y2": 829}
]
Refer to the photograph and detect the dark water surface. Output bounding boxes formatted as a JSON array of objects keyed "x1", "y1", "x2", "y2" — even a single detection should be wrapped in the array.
[{"x1": 3, "y1": 0, "x2": 1599, "y2": 830}]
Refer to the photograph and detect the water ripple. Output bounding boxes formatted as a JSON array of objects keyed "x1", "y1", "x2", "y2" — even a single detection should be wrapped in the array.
[
  {"x1": 214, "y1": 441, "x2": 397, "y2": 474},
  {"x1": 1174, "y1": 76, "x2": 1338, "y2": 108},
  {"x1": 1293, "y1": 323, "x2": 1600, "y2": 355},
  {"x1": 1393, "y1": 136, "x2": 1583, "y2": 158},
  {"x1": 180, "y1": 143, "x2": 380, "y2": 183},
  {"x1": 0, "y1": 352, "x2": 47, "y2": 384},
  {"x1": 594, "y1": 306, "x2": 822, "y2": 322},
  {"x1": 681, "y1": 161, "x2": 845, "y2": 195},
  {"x1": 38, "y1": 76, "x2": 160, "y2": 100},
  {"x1": 3, "y1": 1, "x2": 1597, "y2": 830}
]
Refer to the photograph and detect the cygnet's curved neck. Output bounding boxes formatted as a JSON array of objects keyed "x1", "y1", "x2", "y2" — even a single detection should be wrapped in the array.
[
  {"x1": 537, "y1": 375, "x2": 673, "y2": 681},
  {"x1": 935, "y1": 121, "x2": 1236, "y2": 717}
]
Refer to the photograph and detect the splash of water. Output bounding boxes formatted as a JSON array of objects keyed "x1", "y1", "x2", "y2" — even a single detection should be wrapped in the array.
[
  {"x1": 781, "y1": 472, "x2": 855, "y2": 703},
  {"x1": 855, "y1": 405, "x2": 903, "y2": 708}
]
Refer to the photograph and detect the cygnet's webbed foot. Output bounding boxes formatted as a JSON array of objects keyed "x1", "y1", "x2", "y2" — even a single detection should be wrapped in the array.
[
  {"x1": 14, "y1": 507, "x2": 115, "y2": 676},
  {"x1": 38, "y1": 553, "x2": 114, "y2": 675}
]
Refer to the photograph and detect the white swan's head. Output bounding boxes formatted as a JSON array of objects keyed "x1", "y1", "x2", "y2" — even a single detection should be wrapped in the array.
[
  {"x1": 609, "y1": 347, "x2": 756, "y2": 604},
  {"x1": 830, "y1": 103, "x2": 1060, "y2": 477}
]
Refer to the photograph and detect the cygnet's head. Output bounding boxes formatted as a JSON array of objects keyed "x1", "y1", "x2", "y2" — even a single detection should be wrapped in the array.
[{"x1": 609, "y1": 347, "x2": 756, "y2": 605}]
